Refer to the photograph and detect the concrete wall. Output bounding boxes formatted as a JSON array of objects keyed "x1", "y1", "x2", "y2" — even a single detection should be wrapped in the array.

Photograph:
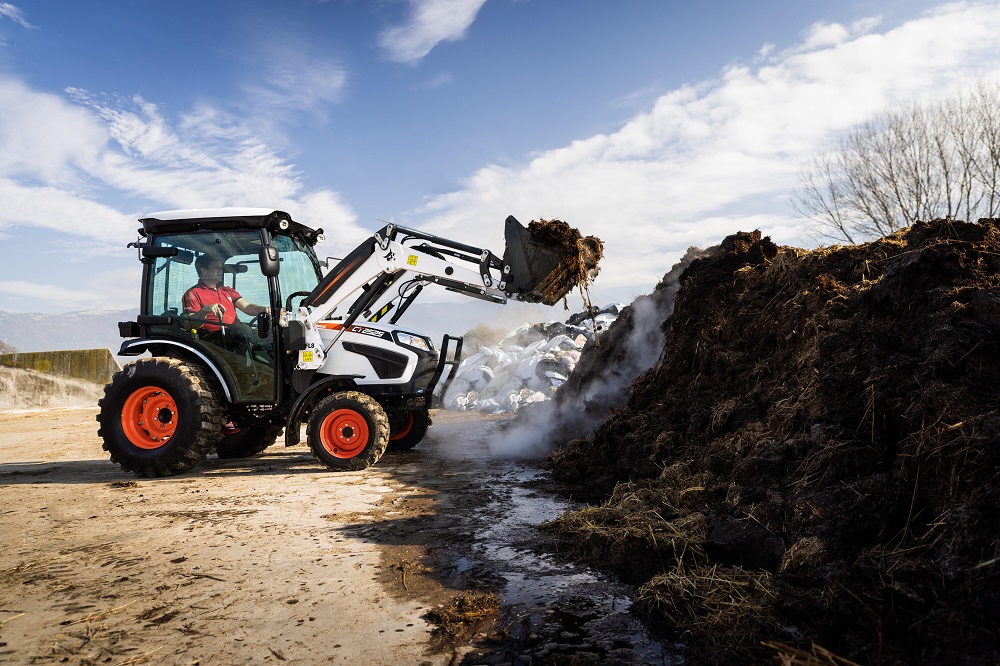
[{"x1": 0, "y1": 349, "x2": 121, "y2": 386}]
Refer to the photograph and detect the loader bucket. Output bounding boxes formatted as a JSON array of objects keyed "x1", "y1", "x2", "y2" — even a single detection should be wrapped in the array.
[{"x1": 502, "y1": 216, "x2": 603, "y2": 306}]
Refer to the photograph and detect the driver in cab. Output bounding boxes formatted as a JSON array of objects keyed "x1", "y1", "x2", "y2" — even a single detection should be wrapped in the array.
[{"x1": 183, "y1": 253, "x2": 270, "y2": 334}]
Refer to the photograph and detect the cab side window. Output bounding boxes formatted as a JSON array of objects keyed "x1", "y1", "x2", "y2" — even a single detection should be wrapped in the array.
[{"x1": 149, "y1": 249, "x2": 198, "y2": 332}]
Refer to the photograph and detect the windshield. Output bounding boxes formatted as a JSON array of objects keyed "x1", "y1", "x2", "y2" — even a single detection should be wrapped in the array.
[
  {"x1": 145, "y1": 230, "x2": 321, "y2": 317},
  {"x1": 272, "y1": 233, "x2": 322, "y2": 309}
]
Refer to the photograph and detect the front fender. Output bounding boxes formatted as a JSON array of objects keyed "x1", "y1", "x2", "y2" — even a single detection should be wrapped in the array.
[{"x1": 284, "y1": 374, "x2": 363, "y2": 446}]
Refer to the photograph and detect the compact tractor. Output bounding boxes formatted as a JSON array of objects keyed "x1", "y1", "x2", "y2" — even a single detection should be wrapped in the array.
[{"x1": 97, "y1": 208, "x2": 598, "y2": 477}]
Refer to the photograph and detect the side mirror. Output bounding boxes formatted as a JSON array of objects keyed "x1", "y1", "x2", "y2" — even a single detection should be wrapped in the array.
[{"x1": 259, "y1": 246, "x2": 280, "y2": 277}]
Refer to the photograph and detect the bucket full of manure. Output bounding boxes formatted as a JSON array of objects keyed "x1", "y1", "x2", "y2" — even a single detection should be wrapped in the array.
[{"x1": 502, "y1": 216, "x2": 603, "y2": 306}]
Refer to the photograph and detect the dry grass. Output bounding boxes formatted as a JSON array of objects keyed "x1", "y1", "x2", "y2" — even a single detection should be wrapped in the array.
[
  {"x1": 545, "y1": 496, "x2": 708, "y2": 569},
  {"x1": 425, "y1": 591, "x2": 500, "y2": 643},
  {"x1": 634, "y1": 564, "x2": 779, "y2": 638},
  {"x1": 763, "y1": 641, "x2": 861, "y2": 666}
]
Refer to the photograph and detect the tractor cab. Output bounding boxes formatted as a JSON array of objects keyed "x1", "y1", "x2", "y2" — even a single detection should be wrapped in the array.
[{"x1": 123, "y1": 209, "x2": 324, "y2": 405}]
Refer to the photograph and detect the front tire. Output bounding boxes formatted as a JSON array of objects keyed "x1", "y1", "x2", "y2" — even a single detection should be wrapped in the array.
[
  {"x1": 216, "y1": 423, "x2": 284, "y2": 459},
  {"x1": 97, "y1": 358, "x2": 226, "y2": 477},
  {"x1": 386, "y1": 408, "x2": 431, "y2": 452},
  {"x1": 307, "y1": 391, "x2": 389, "y2": 471}
]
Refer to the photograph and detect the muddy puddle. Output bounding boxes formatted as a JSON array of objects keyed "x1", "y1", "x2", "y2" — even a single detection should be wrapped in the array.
[
  {"x1": 463, "y1": 467, "x2": 677, "y2": 665},
  {"x1": 366, "y1": 412, "x2": 680, "y2": 665}
]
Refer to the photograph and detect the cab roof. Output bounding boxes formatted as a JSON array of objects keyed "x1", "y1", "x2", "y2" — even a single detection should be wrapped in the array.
[{"x1": 138, "y1": 208, "x2": 321, "y2": 242}]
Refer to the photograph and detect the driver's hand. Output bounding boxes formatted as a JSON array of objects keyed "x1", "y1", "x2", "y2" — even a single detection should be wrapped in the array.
[{"x1": 211, "y1": 304, "x2": 226, "y2": 320}]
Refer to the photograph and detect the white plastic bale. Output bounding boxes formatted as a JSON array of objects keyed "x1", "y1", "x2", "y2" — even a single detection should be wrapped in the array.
[
  {"x1": 517, "y1": 356, "x2": 540, "y2": 380},
  {"x1": 524, "y1": 340, "x2": 547, "y2": 354},
  {"x1": 545, "y1": 335, "x2": 576, "y2": 352},
  {"x1": 595, "y1": 313, "x2": 617, "y2": 328},
  {"x1": 458, "y1": 351, "x2": 487, "y2": 371},
  {"x1": 462, "y1": 365, "x2": 495, "y2": 390},
  {"x1": 476, "y1": 398, "x2": 503, "y2": 414},
  {"x1": 477, "y1": 346, "x2": 498, "y2": 366},
  {"x1": 443, "y1": 309, "x2": 622, "y2": 412},
  {"x1": 503, "y1": 378, "x2": 525, "y2": 396},
  {"x1": 442, "y1": 376, "x2": 471, "y2": 408},
  {"x1": 479, "y1": 364, "x2": 520, "y2": 401},
  {"x1": 526, "y1": 376, "x2": 546, "y2": 392}
]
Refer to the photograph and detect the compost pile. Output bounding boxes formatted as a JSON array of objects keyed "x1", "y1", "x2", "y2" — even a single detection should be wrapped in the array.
[{"x1": 547, "y1": 220, "x2": 1000, "y2": 665}]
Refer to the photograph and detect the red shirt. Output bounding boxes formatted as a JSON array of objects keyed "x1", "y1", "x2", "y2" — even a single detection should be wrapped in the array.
[{"x1": 183, "y1": 283, "x2": 242, "y2": 332}]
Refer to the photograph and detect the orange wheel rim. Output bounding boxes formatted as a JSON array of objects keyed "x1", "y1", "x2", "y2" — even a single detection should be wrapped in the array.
[
  {"x1": 121, "y1": 386, "x2": 177, "y2": 450},
  {"x1": 320, "y1": 409, "x2": 370, "y2": 458},
  {"x1": 390, "y1": 411, "x2": 414, "y2": 441}
]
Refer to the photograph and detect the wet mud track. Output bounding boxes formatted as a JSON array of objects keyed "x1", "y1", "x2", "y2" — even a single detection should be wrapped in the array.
[{"x1": 366, "y1": 412, "x2": 675, "y2": 665}]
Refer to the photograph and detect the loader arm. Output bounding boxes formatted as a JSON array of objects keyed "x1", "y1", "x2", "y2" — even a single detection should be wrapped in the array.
[
  {"x1": 304, "y1": 224, "x2": 509, "y2": 313},
  {"x1": 288, "y1": 224, "x2": 513, "y2": 372}
]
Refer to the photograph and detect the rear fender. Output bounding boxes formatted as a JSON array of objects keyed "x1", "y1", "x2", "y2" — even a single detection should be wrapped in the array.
[{"x1": 118, "y1": 338, "x2": 234, "y2": 402}]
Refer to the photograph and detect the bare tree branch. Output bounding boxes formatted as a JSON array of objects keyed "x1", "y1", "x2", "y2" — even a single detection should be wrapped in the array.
[{"x1": 792, "y1": 81, "x2": 1000, "y2": 242}]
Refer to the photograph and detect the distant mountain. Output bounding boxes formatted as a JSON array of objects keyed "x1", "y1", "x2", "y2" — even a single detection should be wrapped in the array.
[{"x1": 0, "y1": 309, "x2": 138, "y2": 356}]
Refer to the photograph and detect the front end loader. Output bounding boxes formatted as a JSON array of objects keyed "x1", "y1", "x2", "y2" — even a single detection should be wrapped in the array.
[{"x1": 97, "y1": 209, "x2": 601, "y2": 477}]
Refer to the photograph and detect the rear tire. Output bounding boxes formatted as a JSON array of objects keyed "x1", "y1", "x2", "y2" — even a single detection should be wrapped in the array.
[
  {"x1": 97, "y1": 358, "x2": 226, "y2": 477},
  {"x1": 386, "y1": 408, "x2": 431, "y2": 452},
  {"x1": 307, "y1": 391, "x2": 389, "y2": 471},
  {"x1": 215, "y1": 423, "x2": 284, "y2": 459}
]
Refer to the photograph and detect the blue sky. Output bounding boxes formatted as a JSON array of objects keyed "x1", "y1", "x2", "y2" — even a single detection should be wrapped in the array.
[{"x1": 2, "y1": 0, "x2": 999, "y2": 320}]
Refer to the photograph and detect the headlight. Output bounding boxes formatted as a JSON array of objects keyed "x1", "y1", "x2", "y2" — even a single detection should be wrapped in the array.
[{"x1": 395, "y1": 331, "x2": 432, "y2": 352}]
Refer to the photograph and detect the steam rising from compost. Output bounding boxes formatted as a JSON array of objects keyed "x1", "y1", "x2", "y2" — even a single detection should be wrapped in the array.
[{"x1": 487, "y1": 246, "x2": 713, "y2": 458}]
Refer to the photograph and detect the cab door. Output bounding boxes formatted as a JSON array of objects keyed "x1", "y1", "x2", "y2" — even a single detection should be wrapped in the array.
[{"x1": 144, "y1": 230, "x2": 278, "y2": 404}]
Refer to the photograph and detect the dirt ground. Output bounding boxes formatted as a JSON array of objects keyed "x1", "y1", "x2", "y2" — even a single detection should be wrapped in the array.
[{"x1": 0, "y1": 407, "x2": 667, "y2": 666}]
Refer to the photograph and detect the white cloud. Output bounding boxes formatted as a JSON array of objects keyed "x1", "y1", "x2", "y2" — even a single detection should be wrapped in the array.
[
  {"x1": 0, "y1": 3, "x2": 33, "y2": 29},
  {"x1": 379, "y1": 0, "x2": 488, "y2": 63},
  {"x1": 413, "y1": 2, "x2": 1000, "y2": 294},
  {"x1": 240, "y1": 42, "x2": 348, "y2": 116},
  {"x1": 0, "y1": 74, "x2": 368, "y2": 259},
  {"x1": 0, "y1": 178, "x2": 134, "y2": 237},
  {"x1": 0, "y1": 79, "x2": 107, "y2": 183}
]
